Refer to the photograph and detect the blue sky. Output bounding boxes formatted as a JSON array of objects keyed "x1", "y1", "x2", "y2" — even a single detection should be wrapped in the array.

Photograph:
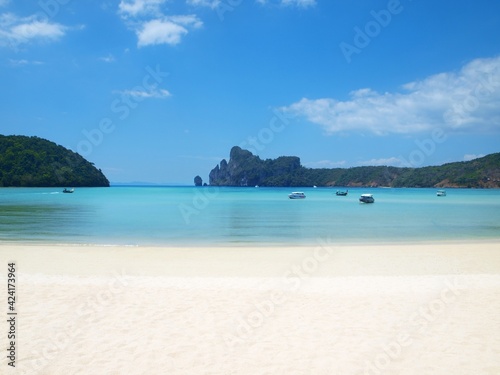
[{"x1": 1, "y1": 0, "x2": 499, "y2": 184}]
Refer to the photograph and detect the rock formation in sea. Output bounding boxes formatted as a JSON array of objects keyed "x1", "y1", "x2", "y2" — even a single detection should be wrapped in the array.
[
  {"x1": 194, "y1": 175, "x2": 203, "y2": 186},
  {"x1": 208, "y1": 146, "x2": 302, "y2": 186}
]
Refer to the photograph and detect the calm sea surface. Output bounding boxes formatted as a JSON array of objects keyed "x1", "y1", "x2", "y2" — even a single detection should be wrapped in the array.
[{"x1": 0, "y1": 186, "x2": 499, "y2": 246}]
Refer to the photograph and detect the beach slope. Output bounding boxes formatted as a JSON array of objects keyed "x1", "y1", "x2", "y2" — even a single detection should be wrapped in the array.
[{"x1": 1, "y1": 241, "x2": 499, "y2": 374}]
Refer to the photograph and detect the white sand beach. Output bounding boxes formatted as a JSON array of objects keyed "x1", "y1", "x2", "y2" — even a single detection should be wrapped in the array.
[{"x1": 1, "y1": 241, "x2": 500, "y2": 374}]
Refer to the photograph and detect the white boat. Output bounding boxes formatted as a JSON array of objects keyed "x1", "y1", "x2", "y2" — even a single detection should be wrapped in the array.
[
  {"x1": 359, "y1": 193, "x2": 374, "y2": 203},
  {"x1": 288, "y1": 192, "x2": 306, "y2": 199},
  {"x1": 62, "y1": 188, "x2": 74, "y2": 194},
  {"x1": 437, "y1": 190, "x2": 446, "y2": 196}
]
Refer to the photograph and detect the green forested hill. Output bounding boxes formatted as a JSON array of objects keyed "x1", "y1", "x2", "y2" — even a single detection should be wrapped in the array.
[
  {"x1": 0, "y1": 135, "x2": 109, "y2": 187},
  {"x1": 207, "y1": 146, "x2": 500, "y2": 188}
]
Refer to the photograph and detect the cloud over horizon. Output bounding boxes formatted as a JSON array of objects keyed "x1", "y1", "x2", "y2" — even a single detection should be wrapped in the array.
[{"x1": 283, "y1": 56, "x2": 500, "y2": 136}]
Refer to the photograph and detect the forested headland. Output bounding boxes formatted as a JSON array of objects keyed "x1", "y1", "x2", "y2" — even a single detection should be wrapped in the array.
[
  {"x1": 206, "y1": 146, "x2": 500, "y2": 188},
  {"x1": 0, "y1": 135, "x2": 109, "y2": 187}
]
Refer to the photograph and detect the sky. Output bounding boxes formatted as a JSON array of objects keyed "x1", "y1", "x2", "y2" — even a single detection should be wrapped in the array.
[{"x1": 1, "y1": 0, "x2": 500, "y2": 184}]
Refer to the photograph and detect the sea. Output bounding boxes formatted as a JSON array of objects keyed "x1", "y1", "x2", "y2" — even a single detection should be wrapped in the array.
[{"x1": 0, "y1": 186, "x2": 499, "y2": 246}]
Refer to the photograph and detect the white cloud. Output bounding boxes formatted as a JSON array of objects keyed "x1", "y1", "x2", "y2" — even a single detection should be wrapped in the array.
[
  {"x1": 303, "y1": 160, "x2": 346, "y2": 168},
  {"x1": 357, "y1": 157, "x2": 402, "y2": 167},
  {"x1": 9, "y1": 58, "x2": 44, "y2": 66},
  {"x1": 306, "y1": 156, "x2": 423, "y2": 168},
  {"x1": 283, "y1": 56, "x2": 500, "y2": 135},
  {"x1": 282, "y1": 0, "x2": 316, "y2": 7},
  {"x1": 257, "y1": 0, "x2": 316, "y2": 8},
  {"x1": 168, "y1": 14, "x2": 203, "y2": 28},
  {"x1": 137, "y1": 19, "x2": 187, "y2": 46},
  {"x1": 122, "y1": 0, "x2": 314, "y2": 48},
  {"x1": 116, "y1": 88, "x2": 172, "y2": 98},
  {"x1": 463, "y1": 153, "x2": 485, "y2": 161},
  {"x1": 118, "y1": 0, "x2": 166, "y2": 17},
  {"x1": 118, "y1": 0, "x2": 202, "y2": 47},
  {"x1": 12, "y1": 21, "x2": 66, "y2": 39},
  {"x1": 0, "y1": 13, "x2": 66, "y2": 47},
  {"x1": 9, "y1": 58, "x2": 28, "y2": 65},
  {"x1": 187, "y1": 0, "x2": 220, "y2": 9},
  {"x1": 99, "y1": 54, "x2": 116, "y2": 63},
  {"x1": 135, "y1": 16, "x2": 202, "y2": 47}
]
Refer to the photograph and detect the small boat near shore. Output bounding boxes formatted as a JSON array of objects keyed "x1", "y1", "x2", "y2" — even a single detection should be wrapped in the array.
[
  {"x1": 359, "y1": 193, "x2": 374, "y2": 203},
  {"x1": 436, "y1": 190, "x2": 446, "y2": 196},
  {"x1": 336, "y1": 190, "x2": 348, "y2": 196},
  {"x1": 288, "y1": 192, "x2": 306, "y2": 199},
  {"x1": 63, "y1": 188, "x2": 74, "y2": 193}
]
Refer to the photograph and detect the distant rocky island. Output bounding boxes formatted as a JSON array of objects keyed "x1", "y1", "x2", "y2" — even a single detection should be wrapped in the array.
[
  {"x1": 202, "y1": 146, "x2": 500, "y2": 188},
  {"x1": 0, "y1": 135, "x2": 109, "y2": 187}
]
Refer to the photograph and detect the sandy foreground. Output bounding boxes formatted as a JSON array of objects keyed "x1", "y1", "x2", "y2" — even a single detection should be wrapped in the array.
[{"x1": 0, "y1": 241, "x2": 500, "y2": 375}]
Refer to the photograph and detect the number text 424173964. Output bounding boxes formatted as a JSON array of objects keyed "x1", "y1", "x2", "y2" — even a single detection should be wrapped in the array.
[{"x1": 7, "y1": 262, "x2": 17, "y2": 368}]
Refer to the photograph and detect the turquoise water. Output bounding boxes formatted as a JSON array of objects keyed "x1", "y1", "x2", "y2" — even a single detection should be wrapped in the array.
[{"x1": 0, "y1": 187, "x2": 499, "y2": 246}]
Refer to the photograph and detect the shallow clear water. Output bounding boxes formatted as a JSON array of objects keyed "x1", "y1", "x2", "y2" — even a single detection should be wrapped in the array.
[{"x1": 0, "y1": 186, "x2": 499, "y2": 246}]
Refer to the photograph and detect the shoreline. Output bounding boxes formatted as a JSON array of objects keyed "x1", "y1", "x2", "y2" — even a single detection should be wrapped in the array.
[
  {"x1": 2, "y1": 235, "x2": 500, "y2": 248},
  {"x1": 1, "y1": 240, "x2": 499, "y2": 277}
]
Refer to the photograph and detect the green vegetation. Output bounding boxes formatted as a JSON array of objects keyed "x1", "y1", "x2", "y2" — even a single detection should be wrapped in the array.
[
  {"x1": 0, "y1": 135, "x2": 109, "y2": 187},
  {"x1": 207, "y1": 146, "x2": 500, "y2": 188}
]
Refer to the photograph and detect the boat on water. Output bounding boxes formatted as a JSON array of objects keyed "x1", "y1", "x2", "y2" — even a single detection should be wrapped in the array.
[
  {"x1": 336, "y1": 190, "x2": 348, "y2": 196},
  {"x1": 359, "y1": 193, "x2": 374, "y2": 203},
  {"x1": 436, "y1": 190, "x2": 446, "y2": 196},
  {"x1": 288, "y1": 192, "x2": 306, "y2": 199},
  {"x1": 63, "y1": 188, "x2": 74, "y2": 193}
]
